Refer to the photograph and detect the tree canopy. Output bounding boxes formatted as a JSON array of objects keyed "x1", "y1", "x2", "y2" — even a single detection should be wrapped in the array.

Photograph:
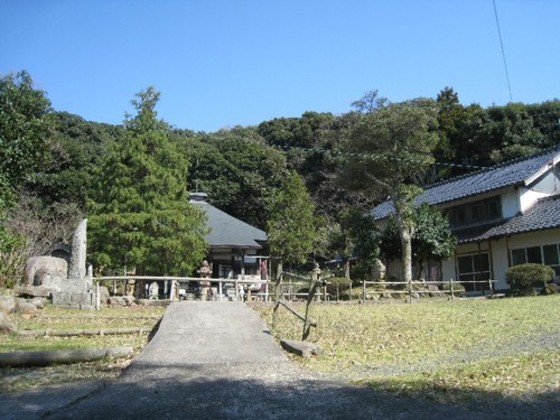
[
  {"x1": 88, "y1": 87, "x2": 208, "y2": 275},
  {"x1": 267, "y1": 170, "x2": 316, "y2": 265},
  {"x1": 380, "y1": 203, "x2": 456, "y2": 279},
  {"x1": 3, "y1": 69, "x2": 560, "y2": 287},
  {"x1": 0, "y1": 71, "x2": 52, "y2": 206},
  {"x1": 338, "y1": 98, "x2": 440, "y2": 283}
]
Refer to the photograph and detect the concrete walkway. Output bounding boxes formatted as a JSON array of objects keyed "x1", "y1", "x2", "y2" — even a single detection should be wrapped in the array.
[{"x1": 2, "y1": 302, "x2": 491, "y2": 419}]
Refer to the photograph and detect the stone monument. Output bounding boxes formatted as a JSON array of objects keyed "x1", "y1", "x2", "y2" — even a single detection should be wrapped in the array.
[
  {"x1": 197, "y1": 260, "x2": 212, "y2": 301},
  {"x1": 20, "y1": 219, "x2": 99, "y2": 309}
]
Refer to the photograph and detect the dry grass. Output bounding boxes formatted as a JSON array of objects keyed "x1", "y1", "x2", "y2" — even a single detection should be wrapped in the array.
[
  {"x1": 0, "y1": 305, "x2": 165, "y2": 392},
  {"x1": 255, "y1": 295, "x2": 560, "y2": 409}
]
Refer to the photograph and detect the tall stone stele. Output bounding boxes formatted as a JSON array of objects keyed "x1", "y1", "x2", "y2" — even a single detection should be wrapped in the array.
[
  {"x1": 68, "y1": 218, "x2": 89, "y2": 291},
  {"x1": 52, "y1": 219, "x2": 94, "y2": 308}
]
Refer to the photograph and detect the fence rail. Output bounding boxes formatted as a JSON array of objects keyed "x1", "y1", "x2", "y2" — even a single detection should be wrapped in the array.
[
  {"x1": 93, "y1": 275, "x2": 272, "y2": 302},
  {"x1": 93, "y1": 275, "x2": 499, "y2": 305},
  {"x1": 359, "y1": 278, "x2": 498, "y2": 303}
]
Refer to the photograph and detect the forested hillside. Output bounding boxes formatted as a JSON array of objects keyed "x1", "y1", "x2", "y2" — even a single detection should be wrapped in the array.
[{"x1": 1, "y1": 71, "x2": 559, "y2": 283}]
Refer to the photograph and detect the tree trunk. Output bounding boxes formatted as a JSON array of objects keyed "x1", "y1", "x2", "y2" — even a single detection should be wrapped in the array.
[
  {"x1": 344, "y1": 260, "x2": 350, "y2": 280},
  {"x1": 0, "y1": 346, "x2": 133, "y2": 367},
  {"x1": 399, "y1": 223, "x2": 413, "y2": 284}
]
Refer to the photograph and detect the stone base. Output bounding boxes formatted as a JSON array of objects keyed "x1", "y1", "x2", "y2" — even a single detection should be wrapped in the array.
[
  {"x1": 52, "y1": 291, "x2": 94, "y2": 310},
  {"x1": 17, "y1": 286, "x2": 54, "y2": 299}
]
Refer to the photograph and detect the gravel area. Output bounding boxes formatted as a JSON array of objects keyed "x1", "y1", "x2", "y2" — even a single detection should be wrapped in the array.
[{"x1": 0, "y1": 302, "x2": 557, "y2": 419}]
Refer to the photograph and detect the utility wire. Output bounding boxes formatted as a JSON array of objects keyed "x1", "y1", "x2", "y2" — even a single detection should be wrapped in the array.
[
  {"x1": 493, "y1": 0, "x2": 513, "y2": 102},
  {"x1": 273, "y1": 144, "x2": 487, "y2": 170}
]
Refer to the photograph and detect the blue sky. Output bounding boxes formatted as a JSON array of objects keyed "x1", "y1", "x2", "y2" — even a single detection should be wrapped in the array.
[{"x1": 1, "y1": 0, "x2": 559, "y2": 132}]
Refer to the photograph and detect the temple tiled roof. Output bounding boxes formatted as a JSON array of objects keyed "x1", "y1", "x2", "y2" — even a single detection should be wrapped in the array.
[
  {"x1": 372, "y1": 144, "x2": 560, "y2": 220},
  {"x1": 190, "y1": 193, "x2": 267, "y2": 249}
]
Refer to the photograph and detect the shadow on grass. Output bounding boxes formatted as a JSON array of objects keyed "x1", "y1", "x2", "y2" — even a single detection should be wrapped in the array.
[
  {"x1": 0, "y1": 362, "x2": 552, "y2": 420},
  {"x1": 365, "y1": 378, "x2": 559, "y2": 420}
]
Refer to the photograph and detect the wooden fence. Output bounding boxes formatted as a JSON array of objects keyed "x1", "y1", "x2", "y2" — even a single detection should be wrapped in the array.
[
  {"x1": 358, "y1": 278, "x2": 499, "y2": 304},
  {"x1": 93, "y1": 275, "x2": 272, "y2": 302},
  {"x1": 93, "y1": 275, "x2": 497, "y2": 304}
]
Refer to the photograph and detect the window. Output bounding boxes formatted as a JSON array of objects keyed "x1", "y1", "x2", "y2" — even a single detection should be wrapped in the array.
[
  {"x1": 526, "y1": 247, "x2": 543, "y2": 264},
  {"x1": 543, "y1": 244, "x2": 559, "y2": 266},
  {"x1": 511, "y1": 249, "x2": 526, "y2": 265},
  {"x1": 511, "y1": 244, "x2": 560, "y2": 277},
  {"x1": 448, "y1": 197, "x2": 502, "y2": 229},
  {"x1": 457, "y1": 253, "x2": 491, "y2": 292}
]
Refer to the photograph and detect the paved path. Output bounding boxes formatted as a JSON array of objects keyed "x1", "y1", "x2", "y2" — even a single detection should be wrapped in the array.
[{"x1": 2, "y1": 302, "x2": 496, "y2": 419}]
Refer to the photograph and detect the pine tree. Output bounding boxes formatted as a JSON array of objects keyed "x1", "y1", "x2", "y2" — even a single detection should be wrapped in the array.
[
  {"x1": 267, "y1": 171, "x2": 316, "y2": 265},
  {"x1": 88, "y1": 87, "x2": 207, "y2": 275}
]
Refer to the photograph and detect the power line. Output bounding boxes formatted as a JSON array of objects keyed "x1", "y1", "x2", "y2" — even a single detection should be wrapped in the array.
[
  {"x1": 272, "y1": 144, "x2": 487, "y2": 170},
  {"x1": 493, "y1": 0, "x2": 513, "y2": 102}
]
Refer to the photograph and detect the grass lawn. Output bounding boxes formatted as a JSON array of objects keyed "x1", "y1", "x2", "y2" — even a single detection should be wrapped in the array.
[
  {"x1": 2, "y1": 295, "x2": 559, "y2": 413},
  {"x1": 0, "y1": 305, "x2": 166, "y2": 392},
  {"x1": 255, "y1": 295, "x2": 560, "y2": 411}
]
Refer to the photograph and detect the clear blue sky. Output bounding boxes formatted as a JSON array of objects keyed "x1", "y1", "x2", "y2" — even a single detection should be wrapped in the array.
[{"x1": 1, "y1": 0, "x2": 559, "y2": 133}]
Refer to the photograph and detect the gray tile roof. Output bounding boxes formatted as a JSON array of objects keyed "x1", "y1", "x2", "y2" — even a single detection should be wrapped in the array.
[
  {"x1": 372, "y1": 144, "x2": 560, "y2": 220},
  {"x1": 191, "y1": 200, "x2": 267, "y2": 249},
  {"x1": 466, "y1": 194, "x2": 560, "y2": 242}
]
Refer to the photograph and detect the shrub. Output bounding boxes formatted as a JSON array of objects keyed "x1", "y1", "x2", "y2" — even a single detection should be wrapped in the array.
[
  {"x1": 506, "y1": 263, "x2": 555, "y2": 296},
  {"x1": 441, "y1": 282, "x2": 466, "y2": 297},
  {"x1": 325, "y1": 277, "x2": 352, "y2": 296}
]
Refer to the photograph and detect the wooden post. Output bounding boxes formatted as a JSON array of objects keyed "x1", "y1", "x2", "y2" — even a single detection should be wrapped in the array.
[
  {"x1": 408, "y1": 279, "x2": 412, "y2": 304},
  {"x1": 265, "y1": 282, "x2": 269, "y2": 302},
  {"x1": 272, "y1": 259, "x2": 283, "y2": 331},
  {"x1": 95, "y1": 282, "x2": 101, "y2": 311},
  {"x1": 362, "y1": 280, "x2": 366, "y2": 303},
  {"x1": 302, "y1": 263, "x2": 321, "y2": 341},
  {"x1": 450, "y1": 278, "x2": 455, "y2": 300}
]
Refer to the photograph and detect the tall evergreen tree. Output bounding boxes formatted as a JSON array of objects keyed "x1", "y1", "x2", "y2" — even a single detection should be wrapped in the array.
[
  {"x1": 267, "y1": 170, "x2": 316, "y2": 265},
  {"x1": 88, "y1": 87, "x2": 208, "y2": 275}
]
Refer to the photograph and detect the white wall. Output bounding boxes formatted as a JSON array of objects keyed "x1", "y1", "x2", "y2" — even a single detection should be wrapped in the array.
[
  {"x1": 519, "y1": 187, "x2": 550, "y2": 213},
  {"x1": 442, "y1": 228, "x2": 560, "y2": 291},
  {"x1": 501, "y1": 190, "x2": 520, "y2": 218}
]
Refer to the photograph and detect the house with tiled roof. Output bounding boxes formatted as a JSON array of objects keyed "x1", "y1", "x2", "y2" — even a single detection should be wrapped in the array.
[
  {"x1": 190, "y1": 192, "x2": 268, "y2": 279},
  {"x1": 372, "y1": 144, "x2": 560, "y2": 292}
]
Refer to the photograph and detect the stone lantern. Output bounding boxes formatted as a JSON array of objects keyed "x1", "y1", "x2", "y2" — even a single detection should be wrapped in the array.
[{"x1": 197, "y1": 260, "x2": 212, "y2": 300}]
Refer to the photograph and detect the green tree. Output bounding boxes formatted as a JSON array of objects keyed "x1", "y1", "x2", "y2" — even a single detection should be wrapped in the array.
[
  {"x1": 0, "y1": 71, "x2": 52, "y2": 205},
  {"x1": 380, "y1": 203, "x2": 456, "y2": 279},
  {"x1": 178, "y1": 127, "x2": 288, "y2": 229},
  {"x1": 336, "y1": 209, "x2": 380, "y2": 280},
  {"x1": 351, "y1": 89, "x2": 388, "y2": 113},
  {"x1": 267, "y1": 171, "x2": 316, "y2": 266},
  {"x1": 338, "y1": 99, "x2": 439, "y2": 283},
  {"x1": 88, "y1": 87, "x2": 208, "y2": 275},
  {"x1": 26, "y1": 111, "x2": 122, "y2": 208}
]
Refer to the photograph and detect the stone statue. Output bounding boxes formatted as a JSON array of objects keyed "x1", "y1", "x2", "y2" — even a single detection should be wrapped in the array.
[
  {"x1": 149, "y1": 282, "x2": 159, "y2": 300},
  {"x1": 197, "y1": 260, "x2": 212, "y2": 301}
]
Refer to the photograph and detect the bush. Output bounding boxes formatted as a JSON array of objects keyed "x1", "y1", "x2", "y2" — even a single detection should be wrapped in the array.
[
  {"x1": 0, "y1": 226, "x2": 26, "y2": 289},
  {"x1": 506, "y1": 263, "x2": 555, "y2": 296},
  {"x1": 325, "y1": 277, "x2": 352, "y2": 296},
  {"x1": 441, "y1": 282, "x2": 466, "y2": 297}
]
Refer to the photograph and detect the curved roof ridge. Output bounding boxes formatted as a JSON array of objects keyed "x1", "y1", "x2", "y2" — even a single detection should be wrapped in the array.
[
  {"x1": 373, "y1": 143, "x2": 560, "y2": 220},
  {"x1": 424, "y1": 142, "x2": 560, "y2": 190}
]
